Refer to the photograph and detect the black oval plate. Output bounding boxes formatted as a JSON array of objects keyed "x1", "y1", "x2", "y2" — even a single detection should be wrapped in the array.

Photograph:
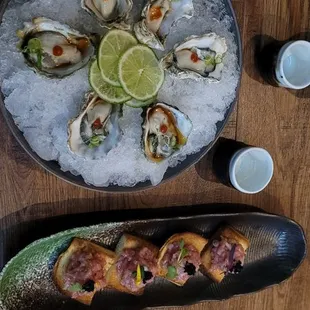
[
  {"x1": 0, "y1": 205, "x2": 306, "y2": 310},
  {"x1": 0, "y1": 0, "x2": 242, "y2": 192}
]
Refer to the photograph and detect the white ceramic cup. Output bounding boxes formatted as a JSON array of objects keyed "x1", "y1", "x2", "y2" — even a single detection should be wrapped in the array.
[
  {"x1": 229, "y1": 147, "x2": 274, "y2": 194},
  {"x1": 275, "y1": 40, "x2": 310, "y2": 90}
]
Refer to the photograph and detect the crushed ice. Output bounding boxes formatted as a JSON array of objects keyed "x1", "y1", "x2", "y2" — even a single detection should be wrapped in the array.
[{"x1": 0, "y1": 0, "x2": 240, "y2": 187}]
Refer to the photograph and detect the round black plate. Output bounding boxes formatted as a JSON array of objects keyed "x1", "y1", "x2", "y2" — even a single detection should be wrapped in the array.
[{"x1": 0, "y1": 0, "x2": 242, "y2": 192}]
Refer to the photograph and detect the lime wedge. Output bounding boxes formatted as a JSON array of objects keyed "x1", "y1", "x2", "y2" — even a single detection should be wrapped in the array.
[
  {"x1": 125, "y1": 98, "x2": 155, "y2": 108},
  {"x1": 89, "y1": 61, "x2": 131, "y2": 104},
  {"x1": 98, "y1": 29, "x2": 137, "y2": 87},
  {"x1": 118, "y1": 45, "x2": 164, "y2": 101}
]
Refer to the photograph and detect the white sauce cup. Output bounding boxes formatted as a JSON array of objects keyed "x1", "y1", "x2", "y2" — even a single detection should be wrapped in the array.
[
  {"x1": 229, "y1": 147, "x2": 274, "y2": 194},
  {"x1": 275, "y1": 40, "x2": 310, "y2": 90}
]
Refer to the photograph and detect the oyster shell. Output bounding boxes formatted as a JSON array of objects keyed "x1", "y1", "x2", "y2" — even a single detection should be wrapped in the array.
[
  {"x1": 81, "y1": 0, "x2": 133, "y2": 28},
  {"x1": 17, "y1": 17, "x2": 95, "y2": 78},
  {"x1": 161, "y1": 33, "x2": 228, "y2": 81},
  {"x1": 134, "y1": 0, "x2": 194, "y2": 51},
  {"x1": 68, "y1": 92, "x2": 122, "y2": 157},
  {"x1": 143, "y1": 102, "x2": 192, "y2": 163}
]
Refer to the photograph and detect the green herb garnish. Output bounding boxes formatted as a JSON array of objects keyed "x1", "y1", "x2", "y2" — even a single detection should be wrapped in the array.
[
  {"x1": 166, "y1": 266, "x2": 177, "y2": 279},
  {"x1": 133, "y1": 265, "x2": 145, "y2": 282},
  {"x1": 170, "y1": 136, "x2": 177, "y2": 147},
  {"x1": 205, "y1": 54, "x2": 223, "y2": 66},
  {"x1": 204, "y1": 55, "x2": 215, "y2": 66},
  {"x1": 140, "y1": 265, "x2": 145, "y2": 280},
  {"x1": 68, "y1": 283, "x2": 83, "y2": 292},
  {"x1": 215, "y1": 55, "x2": 223, "y2": 64},
  {"x1": 88, "y1": 135, "x2": 104, "y2": 148},
  {"x1": 178, "y1": 239, "x2": 188, "y2": 262},
  {"x1": 149, "y1": 134, "x2": 158, "y2": 152},
  {"x1": 134, "y1": 264, "x2": 146, "y2": 285},
  {"x1": 23, "y1": 38, "x2": 43, "y2": 69}
]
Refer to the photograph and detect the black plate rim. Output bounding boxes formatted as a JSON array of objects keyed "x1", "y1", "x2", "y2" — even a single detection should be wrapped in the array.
[{"x1": 0, "y1": 0, "x2": 243, "y2": 193}]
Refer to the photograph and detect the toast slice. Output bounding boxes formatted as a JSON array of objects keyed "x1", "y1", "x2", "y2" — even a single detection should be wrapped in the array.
[
  {"x1": 106, "y1": 234, "x2": 159, "y2": 295},
  {"x1": 157, "y1": 232, "x2": 208, "y2": 286},
  {"x1": 200, "y1": 226, "x2": 249, "y2": 283},
  {"x1": 53, "y1": 238, "x2": 116, "y2": 305}
]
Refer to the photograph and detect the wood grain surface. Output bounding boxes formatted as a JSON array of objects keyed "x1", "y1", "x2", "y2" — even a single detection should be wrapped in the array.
[{"x1": 0, "y1": 0, "x2": 310, "y2": 309}]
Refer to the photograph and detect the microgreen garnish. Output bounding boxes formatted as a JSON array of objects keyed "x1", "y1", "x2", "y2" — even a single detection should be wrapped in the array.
[
  {"x1": 205, "y1": 55, "x2": 215, "y2": 66},
  {"x1": 170, "y1": 136, "x2": 177, "y2": 147},
  {"x1": 205, "y1": 54, "x2": 223, "y2": 66},
  {"x1": 135, "y1": 264, "x2": 145, "y2": 285},
  {"x1": 149, "y1": 134, "x2": 158, "y2": 152},
  {"x1": 140, "y1": 265, "x2": 145, "y2": 280},
  {"x1": 166, "y1": 266, "x2": 177, "y2": 279},
  {"x1": 68, "y1": 283, "x2": 83, "y2": 292},
  {"x1": 215, "y1": 55, "x2": 223, "y2": 64},
  {"x1": 88, "y1": 135, "x2": 104, "y2": 148},
  {"x1": 23, "y1": 38, "x2": 43, "y2": 69},
  {"x1": 177, "y1": 239, "x2": 188, "y2": 262},
  {"x1": 133, "y1": 265, "x2": 151, "y2": 285}
]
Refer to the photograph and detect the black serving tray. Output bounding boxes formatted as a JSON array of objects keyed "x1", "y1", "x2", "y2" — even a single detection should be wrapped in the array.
[{"x1": 0, "y1": 204, "x2": 306, "y2": 310}]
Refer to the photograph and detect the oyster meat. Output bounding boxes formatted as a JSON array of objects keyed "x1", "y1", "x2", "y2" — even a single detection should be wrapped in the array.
[
  {"x1": 68, "y1": 92, "x2": 122, "y2": 157},
  {"x1": 162, "y1": 33, "x2": 228, "y2": 81},
  {"x1": 143, "y1": 102, "x2": 192, "y2": 162},
  {"x1": 17, "y1": 17, "x2": 95, "y2": 78},
  {"x1": 81, "y1": 0, "x2": 133, "y2": 28},
  {"x1": 134, "y1": 0, "x2": 194, "y2": 51}
]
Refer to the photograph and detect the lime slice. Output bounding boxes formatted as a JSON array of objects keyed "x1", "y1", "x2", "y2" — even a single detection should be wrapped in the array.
[
  {"x1": 118, "y1": 45, "x2": 164, "y2": 101},
  {"x1": 125, "y1": 98, "x2": 155, "y2": 108},
  {"x1": 89, "y1": 61, "x2": 131, "y2": 104},
  {"x1": 98, "y1": 29, "x2": 137, "y2": 87}
]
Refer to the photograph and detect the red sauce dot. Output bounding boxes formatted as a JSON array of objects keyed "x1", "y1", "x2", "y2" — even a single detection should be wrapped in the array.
[
  {"x1": 53, "y1": 45, "x2": 63, "y2": 56},
  {"x1": 77, "y1": 38, "x2": 89, "y2": 51},
  {"x1": 191, "y1": 52, "x2": 199, "y2": 63},
  {"x1": 92, "y1": 118, "x2": 102, "y2": 130},
  {"x1": 150, "y1": 6, "x2": 163, "y2": 21},
  {"x1": 160, "y1": 124, "x2": 168, "y2": 134}
]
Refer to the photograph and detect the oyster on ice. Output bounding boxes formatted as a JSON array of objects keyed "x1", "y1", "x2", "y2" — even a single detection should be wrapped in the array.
[
  {"x1": 17, "y1": 17, "x2": 95, "y2": 78},
  {"x1": 81, "y1": 0, "x2": 133, "y2": 28},
  {"x1": 68, "y1": 92, "x2": 122, "y2": 158},
  {"x1": 162, "y1": 33, "x2": 228, "y2": 81},
  {"x1": 134, "y1": 0, "x2": 194, "y2": 51},
  {"x1": 143, "y1": 103, "x2": 192, "y2": 163}
]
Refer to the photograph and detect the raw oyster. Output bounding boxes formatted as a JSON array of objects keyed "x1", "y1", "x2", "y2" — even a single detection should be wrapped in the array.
[
  {"x1": 17, "y1": 17, "x2": 95, "y2": 78},
  {"x1": 162, "y1": 33, "x2": 228, "y2": 81},
  {"x1": 68, "y1": 92, "x2": 122, "y2": 157},
  {"x1": 143, "y1": 102, "x2": 192, "y2": 162},
  {"x1": 81, "y1": 0, "x2": 133, "y2": 28},
  {"x1": 134, "y1": 0, "x2": 194, "y2": 51}
]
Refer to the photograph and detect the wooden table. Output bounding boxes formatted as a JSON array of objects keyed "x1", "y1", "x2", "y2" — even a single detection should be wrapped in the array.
[{"x1": 0, "y1": 0, "x2": 309, "y2": 309}]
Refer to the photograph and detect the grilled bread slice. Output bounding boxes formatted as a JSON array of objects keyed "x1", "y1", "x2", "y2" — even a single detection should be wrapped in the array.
[
  {"x1": 53, "y1": 238, "x2": 116, "y2": 305},
  {"x1": 106, "y1": 234, "x2": 159, "y2": 295},
  {"x1": 200, "y1": 226, "x2": 249, "y2": 283},
  {"x1": 158, "y1": 232, "x2": 208, "y2": 286}
]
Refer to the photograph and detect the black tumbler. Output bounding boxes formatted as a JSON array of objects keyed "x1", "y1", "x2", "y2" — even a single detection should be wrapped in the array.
[{"x1": 212, "y1": 138, "x2": 274, "y2": 194}]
